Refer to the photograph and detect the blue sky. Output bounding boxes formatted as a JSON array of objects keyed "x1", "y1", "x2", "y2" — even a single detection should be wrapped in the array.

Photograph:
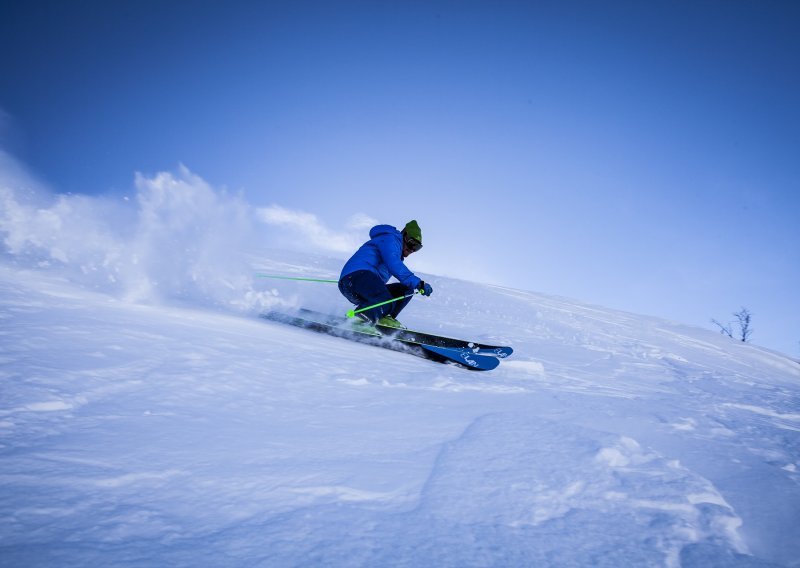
[{"x1": 1, "y1": 0, "x2": 798, "y2": 356}]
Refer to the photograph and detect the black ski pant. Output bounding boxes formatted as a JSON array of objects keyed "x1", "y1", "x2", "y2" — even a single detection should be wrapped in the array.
[{"x1": 338, "y1": 270, "x2": 412, "y2": 323}]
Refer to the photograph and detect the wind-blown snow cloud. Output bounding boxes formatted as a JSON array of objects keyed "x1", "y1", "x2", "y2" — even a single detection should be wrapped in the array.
[
  {"x1": 124, "y1": 165, "x2": 256, "y2": 303},
  {"x1": 0, "y1": 154, "x2": 373, "y2": 312},
  {"x1": 0, "y1": 158, "x2": 265, "y2": 307},
  {"x1": 256, "y1": 204, "x2": 376, "y2": 255},
  {"x1": 0, "y1": 150, "x2": 126, "y2": 270}
]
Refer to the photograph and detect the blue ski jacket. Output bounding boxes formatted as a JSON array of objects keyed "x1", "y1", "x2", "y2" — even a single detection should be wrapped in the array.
[{"x1": 340, "y1": 224, "x2": 422, "y2": 290}]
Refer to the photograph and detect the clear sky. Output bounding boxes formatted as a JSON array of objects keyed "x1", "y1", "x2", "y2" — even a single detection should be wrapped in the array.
[{"x1": 1, "y1": 0, "x2": 798, "y2": 356}]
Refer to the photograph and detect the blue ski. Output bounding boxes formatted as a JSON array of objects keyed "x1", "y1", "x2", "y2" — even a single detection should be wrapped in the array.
[{"x1": 295, "y1": 309, "x2": 513, "y2": 358}]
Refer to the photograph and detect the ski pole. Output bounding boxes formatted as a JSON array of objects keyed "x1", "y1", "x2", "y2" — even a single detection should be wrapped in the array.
[
  {"x1": 256, "y1": 274, "x2": 338, "y2": 283},
  {"x1": 346, "y1": 292, "x2": 418, "y2": 318}
]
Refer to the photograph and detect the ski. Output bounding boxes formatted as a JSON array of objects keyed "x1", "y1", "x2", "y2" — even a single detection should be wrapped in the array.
[
  {"x1": 297, "y1": 308, "x2": 513, "y2": 358},
  {"x1": 382, "y1": 328, "x2": 513, "y2": 358},
  {"x1": 261, "y1": 310, "x2": 500, "y2": 371},
  {"x1": 418, "y1": 344, "x2": 500, "y2": 370}
]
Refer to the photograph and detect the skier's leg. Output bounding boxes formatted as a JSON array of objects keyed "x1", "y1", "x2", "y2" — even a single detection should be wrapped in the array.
[
  {"x1": 340, "y1": 270, "x2": 393, "y2": 323},
  {"x1": 386, "y1": 283, "x2": 413, "y2": 318}
]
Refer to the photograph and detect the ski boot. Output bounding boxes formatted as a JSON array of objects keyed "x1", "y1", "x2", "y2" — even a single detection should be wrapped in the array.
[
  {"x1": 349, "y1": 313, "x2": 381, "y2": 336},
  {"x1": 377, "y1": 315, "x2": 406, "y2": 329}
]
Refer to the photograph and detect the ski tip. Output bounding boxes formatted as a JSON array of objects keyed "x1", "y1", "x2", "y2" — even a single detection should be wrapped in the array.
[
  {"x1": 346, "y1": 310, "x2": 355, "y2": 318},
  {"x1": 421, "y1": 344, "x2": 500, "y2": 371},
  {"x1": 489, "y1": 347, "x2": 513, "y2": 358}
]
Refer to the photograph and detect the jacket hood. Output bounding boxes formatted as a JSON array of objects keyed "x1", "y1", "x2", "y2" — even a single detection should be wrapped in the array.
[{"x1": 369, "y1": 224, "x2": 400, "y2": 239}]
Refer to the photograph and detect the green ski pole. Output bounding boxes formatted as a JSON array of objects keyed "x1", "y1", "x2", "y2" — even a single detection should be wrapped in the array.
[
  {"x1": 346, "y1": 292, "x2": 418, "y2": 318},
  {"x1": 256, "y1": 274, "x2": 338, "y2": 283}
]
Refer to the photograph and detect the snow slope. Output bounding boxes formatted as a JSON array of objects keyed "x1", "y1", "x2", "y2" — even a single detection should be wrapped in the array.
[
  {"x1": 1, "y1": 173, "x2": 799, "y2": 566},
  {"x1": 2, "y1": 258, "x2": 799, "y2": 567}
]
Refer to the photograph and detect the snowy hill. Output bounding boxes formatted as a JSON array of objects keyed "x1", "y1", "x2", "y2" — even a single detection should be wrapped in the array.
[
  {"x1": 2, "y1": 254, "x2": 799, "y2": 567},
  {"x1": 1, "y1": 172, "x2": 799, "y2": 566}
]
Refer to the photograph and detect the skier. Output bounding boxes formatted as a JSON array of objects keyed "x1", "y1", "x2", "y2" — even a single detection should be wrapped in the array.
[{"x1": 338, "y1": 220, "x2": 433, "y2": 328}]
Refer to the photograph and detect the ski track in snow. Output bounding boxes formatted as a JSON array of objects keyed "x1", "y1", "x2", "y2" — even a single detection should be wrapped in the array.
[{"x1": 1, "y1": 258, "x2": 799, "y2": 567}]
